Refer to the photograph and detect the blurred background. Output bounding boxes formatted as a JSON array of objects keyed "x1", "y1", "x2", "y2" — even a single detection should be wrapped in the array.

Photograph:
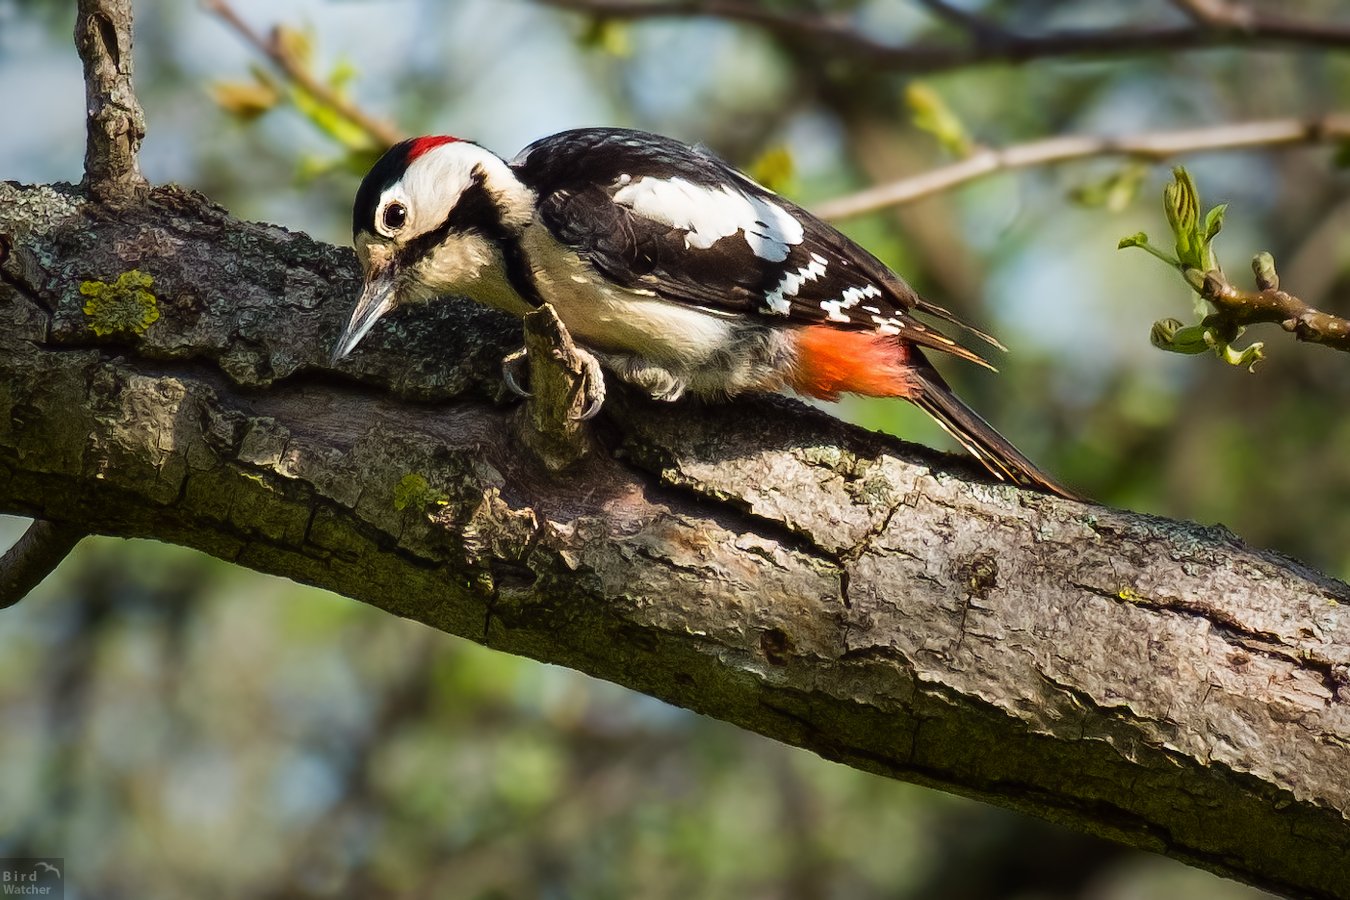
[{"x1": 4, "y1": 0, "x2": 1348, "y2": 896}]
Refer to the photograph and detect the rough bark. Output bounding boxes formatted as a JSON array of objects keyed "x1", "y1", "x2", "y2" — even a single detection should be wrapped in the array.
[
  {"x1": 1, "y1": 181, "x2": 1349, "y2": 898},
  {"x1": 75, "y1": 0, "x2": 148, "y2": 203}
]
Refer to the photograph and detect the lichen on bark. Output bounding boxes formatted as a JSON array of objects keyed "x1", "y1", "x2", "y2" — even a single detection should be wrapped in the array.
[{"x1": 80, "y1": 269, "x2": 159, "y2": 336}]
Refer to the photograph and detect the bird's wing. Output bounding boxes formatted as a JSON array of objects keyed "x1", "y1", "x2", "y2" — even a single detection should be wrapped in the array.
[{"x1": 512, "y1": 127, "x2": 999, "y2": 368}]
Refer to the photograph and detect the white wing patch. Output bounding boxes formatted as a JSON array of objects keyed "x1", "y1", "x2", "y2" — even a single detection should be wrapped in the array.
[
  {"x1": 613, "y1": 176, "x2": 803, "y2": 262},
  {"x1": 820, "y1": 283, "x2": 883, "y2": 323},
  {"x1": 762, "y1": 252, "x2": 828, "y2": 315},
  {"x1": 871, "y1": 314, "x2": 904, "y2": 335}
]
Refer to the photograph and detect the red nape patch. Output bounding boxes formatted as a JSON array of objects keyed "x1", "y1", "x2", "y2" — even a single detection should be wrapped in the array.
[
  {"x1": 790, "y1": 326, "x2": 915, "y2": 401},
  {"x1": 407, "y1": 135, "x2": 462, "y2": 160}
]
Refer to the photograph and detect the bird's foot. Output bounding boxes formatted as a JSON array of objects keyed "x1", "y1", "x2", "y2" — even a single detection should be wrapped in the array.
[
  {"x1": 502, "y1": 344, "x2": 606, "y2": 420},
  {"x1": 574, "y1": 346, "x2": 607, "y2": 421}
]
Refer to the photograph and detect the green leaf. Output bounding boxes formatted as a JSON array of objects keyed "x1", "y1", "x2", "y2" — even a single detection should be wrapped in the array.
[
  {"x1": 295, "y1": 153, "x2": 338, "y2": 185},
  {"x1": 393, "y1": 473, "x2": 448, "y2": 513},
  {"x1": 274, "y1": 24, "x2": 313, "y2": 67},
  {"x1": 1118, "y1": 232, "x2": 1180, "y2": 266},
  {"x1": 1070, "y1": 162, "x2": 1148, "y2": 212},
  {"x1": 1150, "y1": 319, "x2": 1211, "y2": 354},
  {"x1": 289, "y1": 83, "x2": 373, "y2": 151},
  {"x1": 1203, "y1": 203, "x2": 1227, "y2": 243},
  {"x1": 577, "y1": 16, "x2": 632, "y2": 56},
  {"x1": 746, "y1": 146, "x2": 795, "y2": 193},
  {"x1": 342, "y1": 147, "x2": 388, "y2": 177},
  {"x1": 1221, "y1": 340, "x2": 1265, "y2": 372},
  {"x1": 209, "y1": 77, "x2": 280, "y2": 120},
  {"x1": 1164, "y1": 166, "x2": 1203, "y2": 270},
  {"x1": 329, "y1": 57, "x2": 359, "y2": 92},
  {"x1": 905, "y1": 83, "x2": 973, "y2": 158}
]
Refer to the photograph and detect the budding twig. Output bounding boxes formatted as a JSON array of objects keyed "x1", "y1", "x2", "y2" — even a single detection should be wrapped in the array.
[
  {"x1": 1201, "y1": 258, "x2": 1350, "y2": 353},
  {"x1": 1124, "y1": 167, "x2": 1350, "y2": 366},
  {"x1": 203, "y1": 0, "x2": 402, "y2": 150}
]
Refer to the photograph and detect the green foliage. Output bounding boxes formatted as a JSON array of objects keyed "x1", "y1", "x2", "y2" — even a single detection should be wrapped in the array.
[
  {"x1": 80, "y1": 269, "x2": 159, "y2": 337},
  {"x1": 209, "y1": 64, "x2": 282, "y2": 120},
  {"x1": 905, "y1": 82, "x2": 973, "y2": 158},
  {"x1": 1118, "y1": 167, "x2": 1263, "y2": 371},
  {"x1": 1070, "y1": 161, "x2": 1149, "y2": 212},
  {"x1": 746, "y1": 145, "x2": 795, "y2": 193},
  {"x1": 576, "y1": 16, "x2": 632, "y2": 57},
  {"x1": 288, "y1": 55, "x2": 372, "y2": 153},
  {"x1": 211, "y1": 23, "x2": 386, "y2": 183}
]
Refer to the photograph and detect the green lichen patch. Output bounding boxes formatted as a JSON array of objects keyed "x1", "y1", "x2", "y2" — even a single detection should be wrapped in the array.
[
  {"x1": 393, "y1": 473, "x2": 448, "y2": 512},
  {"x1": 80, "y1": 269, "x2": 160, "y2": 337}
]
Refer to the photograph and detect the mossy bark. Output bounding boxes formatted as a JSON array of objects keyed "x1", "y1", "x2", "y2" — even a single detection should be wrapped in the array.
[{"x1": 2, "y1": 181, "x2": 1348, "y2": 898}]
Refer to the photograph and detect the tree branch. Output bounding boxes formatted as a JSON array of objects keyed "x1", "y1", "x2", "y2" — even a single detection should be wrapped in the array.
[
  {"x1": 75, "y1": 0, "x2": 148, "y2": 203},
  {"x1": 1200, "y1": 254, "x2": 1350, "y2": 352},
  {"x1": 911, "y1": 0, "x2": 1013, "y2": 43},
  {"x1": 814, "y1": 116, "x2": 1350, "y2": 220},
  {"x1": 1, "y1": 180, "x2": 1348, "y2": 899},
  {"x1": 534, "y1": 0, "x2": 1350, "y2": 73},
  {"x1": 0, "y1": 520, "x2": 87, "y2": 610},
  {"x1": 203, "y1": 0, "x2": 403, "y2": 150}
]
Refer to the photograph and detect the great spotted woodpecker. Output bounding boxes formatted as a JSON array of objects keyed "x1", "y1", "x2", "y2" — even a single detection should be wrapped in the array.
[{"x1": 335, "y1": 127, "x2": 1076, "y2": 498}]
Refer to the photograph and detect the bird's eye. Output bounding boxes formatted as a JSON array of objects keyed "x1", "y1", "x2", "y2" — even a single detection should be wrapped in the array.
[{"x1": 383, "y1": 202, "x2": 407, "y2": 231}]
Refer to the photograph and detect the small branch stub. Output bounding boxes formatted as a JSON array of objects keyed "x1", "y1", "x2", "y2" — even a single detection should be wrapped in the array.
[
  {"x1": 0, "y1": 520, "x2": 87, "y2": 610},
  {"x1": 518, "y1": 304, "x2": 598, "y2": 472},
  {"x1": 76, "y1": 0, "x2": 149, "y2": 204}
]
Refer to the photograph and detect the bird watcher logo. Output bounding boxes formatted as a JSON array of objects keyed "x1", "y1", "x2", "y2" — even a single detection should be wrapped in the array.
[{"x1": 0, "y1": 860, "x2": 62, "y2": 897}]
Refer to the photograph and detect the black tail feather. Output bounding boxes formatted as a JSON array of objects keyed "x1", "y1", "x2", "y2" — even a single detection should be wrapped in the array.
[{"x1": 908, "y1": 364, "x2": 1081, "y2": 501}]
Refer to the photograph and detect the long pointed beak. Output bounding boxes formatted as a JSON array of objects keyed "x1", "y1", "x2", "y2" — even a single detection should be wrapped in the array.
[{"x1": 332, "y1": 266, "x2": 397, "y2": 364}]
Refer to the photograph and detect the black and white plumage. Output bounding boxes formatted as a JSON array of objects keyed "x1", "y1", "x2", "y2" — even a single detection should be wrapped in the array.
[
  {"x1": 335, "y1": 127, "x2": 1075, "y2": 498},
  {"x1": 512, "y1": 129, "x2": 997, "y2": 365}
]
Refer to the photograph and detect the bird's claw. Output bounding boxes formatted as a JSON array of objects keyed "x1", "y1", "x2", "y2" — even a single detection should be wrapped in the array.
[
  {"x1": 500, "y1": 347, "x2": 532, "y2": 399},
  {"x1": 573, "y1": 347, "x2": 606, "y2": 421},
  {"x1": 502, "y1": 345, "x2": 606, "y2": 419}
]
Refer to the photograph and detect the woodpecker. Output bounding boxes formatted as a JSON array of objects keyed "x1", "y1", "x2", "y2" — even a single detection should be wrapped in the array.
[{"x1": 335, "y1": 127, "x2": 1076, "y2": 499}]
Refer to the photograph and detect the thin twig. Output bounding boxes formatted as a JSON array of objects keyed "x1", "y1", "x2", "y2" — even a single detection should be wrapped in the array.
[
  {"x1": 535, "y1": 0, "x2": 1350, "y2": 73},
  {"x1": 202, "y1": 0, "x2": 402, "y2": 150},
  {"x1": 1202, "y1": 258, "x2": 1350, "y2": 353},
  {"x1": 0, "y1": 520, "x2": 87, "y2": 610},
  {"x1": 814, "y1": 116, "x2": 1350, "y2": 220},
  {"x1": 911, "y1": 0, "x2": 1015, "y2": 43},
  {"x1": 1167, "y1": 0, "x2": 1258, "y2": 30},
  {"x1": 1130, "y1": 169, "x2": 1350, "y2": 359},
  {"x1": 75, "y1": 0, "x2": 148, "y2": 203}
]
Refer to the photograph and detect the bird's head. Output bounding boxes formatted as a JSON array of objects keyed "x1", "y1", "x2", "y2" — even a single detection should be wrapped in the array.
[{"x1": 333, "y1": 135, "x2": 535, "y2": 362}]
